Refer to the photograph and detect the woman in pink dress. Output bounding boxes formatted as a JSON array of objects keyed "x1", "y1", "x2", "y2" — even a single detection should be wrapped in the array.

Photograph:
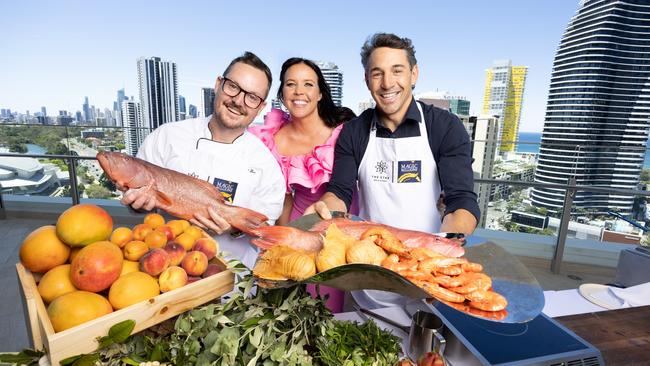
[
  {"x1": 249, "y1": 57, "x2": 357, "y2": 312},
  {"x1": 249, "y1": 58, "x2": 357, "y2": 224}
]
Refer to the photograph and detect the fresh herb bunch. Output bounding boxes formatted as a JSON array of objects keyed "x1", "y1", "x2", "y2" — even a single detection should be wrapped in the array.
[
  {"x1": 316, "y1": 319, "x2": 402, "y2": 366},
  {"x1": 167, "y1": 274, "x2": 334, "y2": 366}
]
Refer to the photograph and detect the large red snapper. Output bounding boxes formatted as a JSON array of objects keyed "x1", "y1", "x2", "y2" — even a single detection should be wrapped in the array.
[{"x1": 96, "y1": 151, "x2": 268, "y2": 235}]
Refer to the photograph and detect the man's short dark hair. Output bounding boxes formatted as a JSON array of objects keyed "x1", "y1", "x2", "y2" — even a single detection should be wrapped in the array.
[
  {"x1": 360, "y1": 33, "x2": 417, "y2": 71},
  {"x1": 223, "y1": 51, "x2": 273, "y2": 97}
]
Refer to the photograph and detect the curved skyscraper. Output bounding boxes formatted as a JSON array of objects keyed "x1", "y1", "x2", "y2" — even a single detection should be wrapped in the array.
[{"x1": 531, "y1": 0, "x2": 650, "y2": 215}]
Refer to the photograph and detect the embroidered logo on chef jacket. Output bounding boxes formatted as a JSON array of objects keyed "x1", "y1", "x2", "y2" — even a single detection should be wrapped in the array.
[
  {"x1": 212, "y1": 178, "x2": 238, "y2": 203},
  {"x1": 371, "y1": 160, "x2": 392, "y2": 182},
  {"x1": 397, "y1": 160, "x2": 421, "y2": 183}
]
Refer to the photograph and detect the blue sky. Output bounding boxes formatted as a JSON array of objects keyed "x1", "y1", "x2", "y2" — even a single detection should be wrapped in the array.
[{"x1": 0, "y1": 0, "x2": 580, "y2": 132}]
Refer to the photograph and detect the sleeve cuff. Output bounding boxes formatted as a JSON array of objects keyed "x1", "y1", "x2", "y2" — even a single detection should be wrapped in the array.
[{"x1": 444, "y1": 197, "x2": 481, "y2": 223}]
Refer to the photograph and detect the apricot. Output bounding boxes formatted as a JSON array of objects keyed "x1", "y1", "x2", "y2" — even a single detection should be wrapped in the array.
[
  {"x1": 175, "y1": 232, "x2": 197, "y2": 251},
  {"x1": 48, "y1": 291, "x2": 112, "y2": 332},
  {"x1": 143, "y1": 213, "x2": 165, "y2": 229},
  {"x1": 110, "y1": 227, "x2": 133, "y2": 248},
  {"x1": 37, "y1": 264, "x2": 77, "y2": 303},
  {"x1": 108, "y1": 271, "x2": 160, "y2": 310},
  {"x1": 166, "y1": 220, "x2": 185, "y2": 237},
  {"x1": 183, "y1": 225, "x2": 205, "y2": 239},
  {"x1": 70, "y1": 241, "x2": 123, "y2": 292},
  {"x1": 181, "y1": 251, "x2": 208, "y2": 277},
  {"x1": 139, "y1": 248, "x2": 170, "y2": 276},
  {"x1": 20, "y1": 225, "x2": 70, "y2": 273},
  {"x1": 158, "y1": 266, "x2": 188, "y2": 292},
  {"x1": 123, "y1": 240, "x2": 149, "y2": 261},
  {"x1": 177, "y1": 219, "x2": 190, "y2": 232},
  {"x1": 144, "y1": 230, "x2": 168, "y2": 249},
  {"x1": 120, "y1": 260, "x2": 140, "y2": 276},
  {"x1": 163, "y1": 242, "x2": 186, "y2": 266},
  {"x1": 192, "y1": 237, "x2": 218, "y2": 260},
  {"x1": 56, "y1": 204, "x2": 113, "y2": 247},
  {"x1": 155, "y1": 225, "x2": 175, "y2": 241},
  {"x1": 132, "y1": 223, "x2": 153, "y2": 241}
]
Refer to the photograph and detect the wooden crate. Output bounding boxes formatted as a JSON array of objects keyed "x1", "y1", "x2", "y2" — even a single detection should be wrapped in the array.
[{"x1": 16, "y1": 260, "x2": 234, "y2": 365}]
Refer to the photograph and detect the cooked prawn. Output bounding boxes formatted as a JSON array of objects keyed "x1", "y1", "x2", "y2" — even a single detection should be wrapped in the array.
[
  {"x1": 466, "y1": 272, "x2": 492, "y2": 291},
  {"x1": 442, "y1": 300, "x2": 508, "y2": 320},
  {"x1": 410, "y1": 247, "x2": 443, "y2": 261},
  {"x1": 467, "y1": 291, "x2": 508, "y2": 312},
  {"x1": 381, "y1": 254, "x2": 417, "y2": 272},
  {"x1": 461, "y1": 262, "x2": 483, "y2": 272},
  {"x1": 433, "y1": 274, "x2": 468, "y2": 288},
  {"x1": 400, "y1": 270, "x2": 436, "y2": 283},
  {"x1": 360, "y1": 227, "x2": 412, "y2": 258},
  {"x1": 418, "y1": 257, "x2": 467, "y2": 273},
  {"x1": 414, "y1": 280, "x2": 466, "y2": 303},
  {"x1": 434, "y1": 265, "x2": 463, "y2": 276}
]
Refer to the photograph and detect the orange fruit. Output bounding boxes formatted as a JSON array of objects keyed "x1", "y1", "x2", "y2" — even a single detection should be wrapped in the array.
[
  {"x1": 120, "y1": 260, "x2": 140, "y2": 276},
  {"x1": 108, "y1": 272, "x2": 160, "y2": 310},
  {"x1": 48, "y1": 291, "x2": 112, "y2": 332},
  {"x1": 144, "y1": 230, "x2": 168, "y2": 249},
  {"x1": 166, "y1": 220, "x2": 185, "y2": 237},
  {"x1": 183, "y1": 225, "x2": 205, "y2": 239},
  {"x1": 143, "y1": 213, "x2": 165, "y2": 229},
  {"x1": 37, "y1": 264, "x2": 77, "y2": 303},
  {"x1": 175, "y1": 232, "x2": 197, "y2": 251},
  {"x1": 110, "y1": 227, "x2": 133, "y2": 248},
  {"x1": 20, "y1": 225, "x2": 71, "y2": 273},
  {"x1": 56, "y1": 204, "x2": 113, "y2": 247},
  {"x1": 132, "y1": 223, "x2": 153, "y2": 241},
  {"x1": 123, "y1": 240, "x2": 149, "y2": 261}
]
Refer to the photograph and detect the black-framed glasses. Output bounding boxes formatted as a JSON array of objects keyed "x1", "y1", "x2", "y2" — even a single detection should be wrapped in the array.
[{"x1": 221, "y1": 77, "x2": 264, "y2": 109}]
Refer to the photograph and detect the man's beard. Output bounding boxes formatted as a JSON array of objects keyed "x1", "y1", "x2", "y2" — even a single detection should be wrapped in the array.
[{"x1": 214, "y1": 101, "x2": 249, "y2": 130}]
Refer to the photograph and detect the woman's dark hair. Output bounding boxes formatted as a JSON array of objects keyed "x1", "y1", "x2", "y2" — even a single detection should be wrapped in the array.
[{"x1": 277, "y1": 57, "x2": 356, "y2": 128}]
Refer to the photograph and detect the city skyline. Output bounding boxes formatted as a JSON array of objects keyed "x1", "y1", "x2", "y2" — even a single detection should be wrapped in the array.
[{"x1": 1, "y1": 0, "x2": 579, "y2": 131}]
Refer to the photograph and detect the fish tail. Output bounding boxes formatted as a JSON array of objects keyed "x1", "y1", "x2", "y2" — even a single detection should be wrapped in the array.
[{"x1": 221, "y1": 206, "x2": 269, "y2": 235}]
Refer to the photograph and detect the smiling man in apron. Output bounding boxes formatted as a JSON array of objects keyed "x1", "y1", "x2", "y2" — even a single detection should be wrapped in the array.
[
  {"x1": 121, "y1": 52, "x2": 285, "y2": 269},
  {"x1": 305, "y1": 33, "x2": 480, "y2": 308}
]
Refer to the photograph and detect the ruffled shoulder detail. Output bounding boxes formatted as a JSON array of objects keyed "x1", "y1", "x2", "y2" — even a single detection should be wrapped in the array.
[
  {"x1": 248, "y1": 112, "x2": 345, "y2": 194},
  {"x1": 286, "y1": 124, "x2": 344, "y2": 193},
  {"x1": 248, "y1": 108, "x2": 290, "y2": 151}
]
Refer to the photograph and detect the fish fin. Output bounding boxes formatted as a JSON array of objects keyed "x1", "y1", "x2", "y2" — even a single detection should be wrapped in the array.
[
  {"x1": 155, "y1": 190, "x2": 173, "y2": 206},
  {"x1": 223, "y1": 206, "x2": 268, "y2": 235}
]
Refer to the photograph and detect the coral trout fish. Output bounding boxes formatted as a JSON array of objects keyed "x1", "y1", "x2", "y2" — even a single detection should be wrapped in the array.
[
  {"x1": 96, "y1": 151, "x2": 268, "y2": 235},
  {"x1": 250, "y1": 218, "x2": 465, "y2": 257}
]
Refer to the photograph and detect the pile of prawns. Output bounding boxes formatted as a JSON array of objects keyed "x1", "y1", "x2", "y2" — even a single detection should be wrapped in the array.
[{"x1": 362, "y1": 227, "x2": 508, "y2": 316}]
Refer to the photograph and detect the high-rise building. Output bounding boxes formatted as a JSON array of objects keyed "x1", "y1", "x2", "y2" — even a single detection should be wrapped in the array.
[
  {"x1": 416, "y1": 91, "x2": 470, "y2": 116},
  {"x1": 271, "y1": 98, "x2": 283, "y2": 110},
  {"x1": 481, "y1": 60, "x2": 528, "y2": 153},
  {"x1": 83, "y1": 97, "x2": 91, "y2": 123},
  {"x1": 317, "y1": 61, "x2": 343, "y2": 107},
  {"x1": 137, "y1": 56, "x2": 179, "y2": 134},
  {"x1": 357, "y1": 98, "x2": 375, "y2": 115},
  {"x1": 75, "y1": 111, "x2": 83, "y2": 122},
  {"x1": 188, "y1": 104, "x2": 197, "y2": 118},
  {"x1": 531, "y1": 0, "x2": 650, "y2": 215},
  {"x1": 40, "y1": 106, "x2": 47, "y2": 117},
  {"x1": 179, "y1": 95, "x2": 186, "y2": 120},
  {"x1": 122, "y1": 100, "x2": 143, "y2": 156},
  {"x1": 461, "y1": 115, "x2": 500, "y2": 227},
  {"x1": 200, "y1": 87, "x2": 215, "y2": 117}
]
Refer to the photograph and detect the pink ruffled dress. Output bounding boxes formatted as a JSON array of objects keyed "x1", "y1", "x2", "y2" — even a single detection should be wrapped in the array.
[
  {"x1": 249, "y1": 109, "x2": 357, "y2": 313},
  {"x1": 249, "y1": 108, "x2": 357, "y2": 221}
]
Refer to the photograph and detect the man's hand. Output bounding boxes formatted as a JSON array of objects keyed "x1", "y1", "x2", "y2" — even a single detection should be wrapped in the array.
[
  {"x1": 303, "y1": 201, "x2": 333, "y2": 220},
  {"x1": 191, "y1": 206, "x2": 231, "y2": 235},
  {"x1": 121, "y1": 187, "x2": 157, "y2": 211}
]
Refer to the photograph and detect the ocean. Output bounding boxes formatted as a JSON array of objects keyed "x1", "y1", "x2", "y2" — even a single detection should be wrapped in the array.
[{"x1": 516, "y1": 132, "x2": 650, "y2": 169}]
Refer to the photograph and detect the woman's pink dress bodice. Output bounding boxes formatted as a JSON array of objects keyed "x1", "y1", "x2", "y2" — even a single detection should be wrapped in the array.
[{"x1": 249, "y1": 109, "x2": 357, "y2": 221}]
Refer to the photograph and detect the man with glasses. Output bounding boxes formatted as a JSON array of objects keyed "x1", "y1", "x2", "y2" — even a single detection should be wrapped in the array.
[{"x1": 122, "y1": 52, "x2": 284, "y2": 268}]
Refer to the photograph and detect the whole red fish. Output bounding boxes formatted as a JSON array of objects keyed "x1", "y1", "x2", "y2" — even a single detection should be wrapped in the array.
[
  {"x1": 250, "y1": 218, "x2": 465, "y2": 257},
  {"x1": 96, "y1": 151, "x2": 268, "y2": 235}
]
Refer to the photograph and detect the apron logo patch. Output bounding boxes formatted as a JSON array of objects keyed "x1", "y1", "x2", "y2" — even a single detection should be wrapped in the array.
[
  {"x1": 212, "y1": 178, "x2": 238, "y2": 203},
  {"x1": 397, "y1": 160, "x2": 421, "y2": 183},
  {"x1": 372, "y1": 160, "x2": 392, "y2": 182}
]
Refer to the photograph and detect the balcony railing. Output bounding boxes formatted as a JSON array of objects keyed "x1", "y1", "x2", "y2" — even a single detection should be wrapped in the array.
[{"x1": 2, "y1": 123, "x2": 649, "y2": 274}]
